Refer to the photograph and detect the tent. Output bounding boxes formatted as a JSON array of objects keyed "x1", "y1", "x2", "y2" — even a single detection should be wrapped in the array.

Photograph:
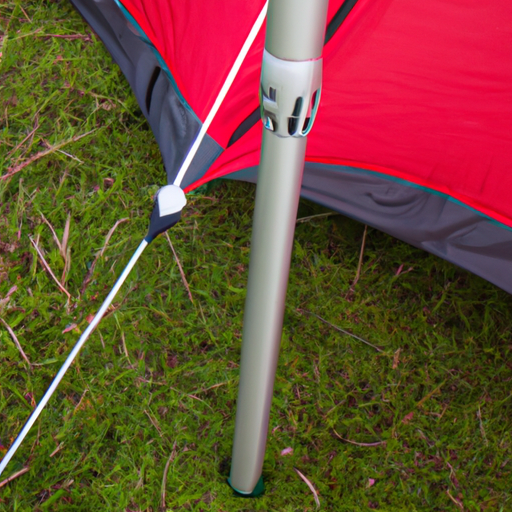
[
  {"x1": 69, "y1": 0, "x2": 512, "y2": 495},
  {"x1": 72, "y1": 0, "x2": 512, "y2": 293}
]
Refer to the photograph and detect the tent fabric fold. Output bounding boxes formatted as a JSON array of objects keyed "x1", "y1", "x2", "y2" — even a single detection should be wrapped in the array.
[{"x1": 72, "y1": 0, "x2": 512, "y2": 292}]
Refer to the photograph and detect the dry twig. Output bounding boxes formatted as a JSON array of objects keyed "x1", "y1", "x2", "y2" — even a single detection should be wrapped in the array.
[
  {"x1": 61, "y1": 245, "x2": 71, "y2": 286},
  {"x1": 352, "y1": 224, "x2": 368, "y2": 287},
  {"x1": 161, "y1": 441, "x2": 177, "y2": 511},
  {"x1": 298, "y1": 308, "x2": 383, "y2": 352},
  {"x1": 61, "y1": 214, "x2": 71, "y2": 258},
  {"x1": 294, "y1": 467, "x2": 320, "y2": 509},
  {"x1": 49, "y1": 443, "x2": 64, "y2": 458},
  {"x1": 0, "y1": 467, "x2": 30, "y2": 489},
  {"x1": 40, "y1": 212, "x2": 72, "y2": 285},
  {"x1": 0, "y1": 318, "x2": 32, "y2": 368},
  {"x1": 80, "y1": 218, "x2": 129, "y2": 294},
  {"x1": 165, "y1": 232, "x2": 194, "y2": 304},
  {"x1": 120, "y1": 331, "x2": 134, "y2": 368},
  {"x1": 29, "y1": 236, "x2": 72, "y2": 300},
  {"x1": 333, "y1": 429, "x2": 386, "y2": 447},
  {"x1": 56, "y1": 149, "x2": 84, "y2": 163},
  {"x1": 446, "y1": 489, "x2": 464, "y2": 510},
  {"x1": 40, "y1": 213, "x2": 63, "y2": 253},
  {"x1": 144, "y1": 409, "x2": 163, "y2": 437},
  {"x1": 296, "y1": 211, "x2": 338, "y2": 224},
  {"x1": 0, "y1": 285, "x2": 18, "y2": 308},
  {"x1": 169, "y1": 386, "x2": 212, "y2": 411},
  {"x1": 392, "y1": 347, "x2": 401, "y2": 369},
  {"x1": 477, "y1": 405, "x2": 489, "y2": 446},
  {"x1": 6, "y1": 118, "x2": 39, "y2": 158},
  {"x1": 37, "y1": 33, "x2": 92, "y2": 41},
  {"x1": 19, "y1": 5, "x2": 31, "y2": 22},
  {"x1": 200, "y1": 382, "x2": 227, "y2": 393},
  {"x1": 73, "y1": 388, "x2": 89, "y2": 414},
  {"x1": 100, "y1": 218, "x2": 129, "y2": 258},
  {"x1": 2, "y1": 129, "x2": 96, "y2": 181},
  {"x1": 416, "y1": 381, "x2": 446, "y2": 408}
]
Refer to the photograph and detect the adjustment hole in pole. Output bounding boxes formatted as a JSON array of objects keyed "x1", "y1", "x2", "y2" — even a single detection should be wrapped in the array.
[
  {"x1": 292, "y1": 97, "x2": 303, "y2": 117},
  {"x1": 288, "y1": 117, "x2": 299, "y2": 135}
]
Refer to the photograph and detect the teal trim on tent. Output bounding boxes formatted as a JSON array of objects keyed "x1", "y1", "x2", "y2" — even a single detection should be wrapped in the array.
[
  {"x1": 113, "y1": 0, "x2": 199, "y2": 123},
  {"x1": 332, "y1": 165, "x2": 512, "y2": 234},
  {"x1": 226, "y1": 163, "x2": 512, "y2": 233}
]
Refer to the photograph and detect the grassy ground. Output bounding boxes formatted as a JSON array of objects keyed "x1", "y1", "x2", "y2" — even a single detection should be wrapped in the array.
[{"x1": 1, "y1": 2, "x2": 511, "y2": 511}]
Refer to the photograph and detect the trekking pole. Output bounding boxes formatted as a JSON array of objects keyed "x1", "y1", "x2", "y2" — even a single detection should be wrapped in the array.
[
  {"x1": 0, "y1": 185, "x2": 185, "y2": 479},
  {"x1": 229, "y1": 0, "x2": 329, "y2": 496}
]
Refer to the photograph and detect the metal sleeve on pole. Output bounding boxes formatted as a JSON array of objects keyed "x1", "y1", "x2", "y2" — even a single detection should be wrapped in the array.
[{"x1": 266, "y1": 0, "x2": 328, "y2": 61}]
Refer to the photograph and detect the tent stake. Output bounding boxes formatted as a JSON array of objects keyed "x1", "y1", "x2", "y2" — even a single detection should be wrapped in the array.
[{"x1": 229, "y1": 0, "x2": 329, "y2": 495}]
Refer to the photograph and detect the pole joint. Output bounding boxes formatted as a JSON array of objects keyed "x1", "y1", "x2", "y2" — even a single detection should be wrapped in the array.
[{"x1": 260, "y1": 49, "x2": 322, "y2": 138}]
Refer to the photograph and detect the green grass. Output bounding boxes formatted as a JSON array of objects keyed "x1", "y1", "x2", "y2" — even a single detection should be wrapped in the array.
[{"x1": 1, "y1": 2, "x2": 511, "y2": 510}]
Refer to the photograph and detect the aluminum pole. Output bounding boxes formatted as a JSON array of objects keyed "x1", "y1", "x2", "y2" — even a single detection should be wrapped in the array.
[{"x1": 229, "y1": 0, "x2": 329, "y2": 495}]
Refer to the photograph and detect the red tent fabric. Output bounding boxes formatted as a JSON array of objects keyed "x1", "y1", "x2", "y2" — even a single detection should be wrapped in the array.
[{"x1": 191, "y1": 0, "x2": 512, "y2": 227}]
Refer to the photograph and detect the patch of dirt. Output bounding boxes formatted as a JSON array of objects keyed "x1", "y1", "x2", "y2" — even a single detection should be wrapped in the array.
[{"x1": 0, "y1": 241, "x2": 18, "y2": 253}]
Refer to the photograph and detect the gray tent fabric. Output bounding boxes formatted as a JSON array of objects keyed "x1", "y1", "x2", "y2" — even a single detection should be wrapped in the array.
[{"x1": 229, "y1": 164, "x2": 512, "y2": 293}]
